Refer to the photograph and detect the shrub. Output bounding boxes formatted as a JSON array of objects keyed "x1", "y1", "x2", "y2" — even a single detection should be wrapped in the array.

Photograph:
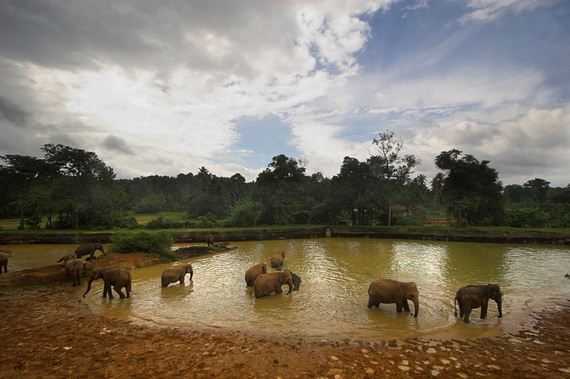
[
  {"x1": 146, "y1": 217, "x2": 186, "y2": 229},
  {"x1": 111, "y1": 231, "x2": 175, "y2": 260},
  {"x1": 505, "y1": 207, "x2": 550, "y2": 228},
  {"x1": 228, "y1": 200, "x2": 262, "y2": 227}
]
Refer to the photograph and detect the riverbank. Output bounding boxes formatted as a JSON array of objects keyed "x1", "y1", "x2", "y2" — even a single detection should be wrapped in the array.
[
  {"x1": 1, "y1": 225, "x2": 569, "y2": 245},
  {"x1": 0, "y1": 286, "x2": 569, "y2": 378}
]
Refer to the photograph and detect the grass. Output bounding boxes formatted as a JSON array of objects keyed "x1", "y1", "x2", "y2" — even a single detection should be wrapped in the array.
[
  {"x1": 129, "y1": 212, "x2": 188, "y2": 225},
  {"x1": 0, "y1": 218, "x2": 21, "y2": 230}
]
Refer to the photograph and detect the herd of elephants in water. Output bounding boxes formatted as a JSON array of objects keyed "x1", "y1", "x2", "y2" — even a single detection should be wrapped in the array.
[{"x1": 0, "y1": 241, "x2": 513, "y2": 324}]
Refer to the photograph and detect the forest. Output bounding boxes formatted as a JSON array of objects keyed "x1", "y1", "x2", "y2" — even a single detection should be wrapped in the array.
[{"x1": 1, "y1": 132, "x2": 569, "y2": 230}]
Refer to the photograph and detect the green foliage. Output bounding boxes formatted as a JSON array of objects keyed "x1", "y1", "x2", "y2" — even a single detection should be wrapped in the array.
[
  {"x1": 111, "y1": 231, "x2": 175, "y2": 259},
  {"x1": 227, "y1": 199, "x2": 262, "y2": 227},
  {"x1": 505, "y1": 207, "x2": 550, "y2": 228},
  {"x1": 435, "y1": 150, "x2": 504, "y2": 225}
]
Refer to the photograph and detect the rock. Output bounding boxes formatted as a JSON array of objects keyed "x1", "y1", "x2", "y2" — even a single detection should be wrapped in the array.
[
  {"x1": 361, "y1": 348, "x2": 369, "y2": 354},
  {"x1": 458, "y1": 373, "x2": 468, "y2": 378},
  {"x1": 487, "y1": 365, "x2": 500, "y2": 370},
  {"x1": 330, "y1": 355, "x2": 339, "y2": 362},
  {"x1": 365, "y1": 368, "x2": 374, "y2": 376},
  {"x1": 558, "y1": 368, "x2": 570, "y2": 374},
  {"x1": 427, "y1": 348, "x2": 437, "y2": 354},
  {"x1": 440, "y1": 359, "x2": 451, "y2": 365},
  {"x1": 398, "y1": 366, "x2": 410, "y2": 372},
  {"x1": 431, "y1": 369, "x2": 440, "y2": 377},
  {"x1": 541, "y1": 358, "x2": 552, "y2": 364},
  {"x1": 533, "y1": 340, "x2": 544, "y2": 345},
  {"x1": 401, "y1": 360, "x2": 409, "y2": 365},
  {"x1": 334, "y1": 375, "x2": 342, "y2": 379},
  {"x1": 449, "y1": 356, "x2": 458, "y2": 361},
  {"x1": 273, "y1": 358, "x2": 279, "y2": 365}
]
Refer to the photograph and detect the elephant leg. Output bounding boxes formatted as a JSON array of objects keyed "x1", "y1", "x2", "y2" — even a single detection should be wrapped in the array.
[
  {"x1": 126, "y1": 282, "x2": 131, "y2": 298},
  {"x1": 179, "y1": 275, "x2": 185, "y2": 286},
  {"x1": 107, "y1": 284, "x2": 114, "y2": 299},
  {"x1": 113, "y1": 286, "x2": 125, "y2": 299},
  {"x1": 458, "y1": 299, "x2": 464, "y2": 318},
  {"x1": 481, "y1": 303, "x2": 488, "y2": 319},
  {"x1": 103, "y1": 283, "x2": 109, "y2": 298},
  {"x1": 396, "y1": 301, "x2": 403, "y2": 313},
  {"x1": 403, "y1": 299, "x2": 410, "y2": 312},
  {"x1": 275, "y1": 287, "x2": 283, "y2": 294},
  {"x1": 463, "y1": 307, "x2": 472, "y2": 323}
]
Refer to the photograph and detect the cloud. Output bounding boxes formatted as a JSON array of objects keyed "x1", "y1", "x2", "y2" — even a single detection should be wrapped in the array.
[
  {"x1": 0, "y1": 95, "x2": 30, "y2": 125},
  {"x1": 460, "y1": 0, "x2": 552, "y2": 23},
  {"x1": 102, "y1": 135, "x2": 134, "y2": 155}
]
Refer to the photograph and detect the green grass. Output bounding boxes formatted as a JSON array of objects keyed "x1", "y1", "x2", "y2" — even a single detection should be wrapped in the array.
[
  {"x1": 130, "y1": 212, "x2": 188, "y2": 225},
  {"x1": 0, "y1": 218, "x2": 20, "y2": 230}
]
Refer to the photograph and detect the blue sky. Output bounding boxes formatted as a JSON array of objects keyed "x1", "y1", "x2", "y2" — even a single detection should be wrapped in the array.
[{"x1": 0, "y1": 0, "x2": 569, "y2": 185}]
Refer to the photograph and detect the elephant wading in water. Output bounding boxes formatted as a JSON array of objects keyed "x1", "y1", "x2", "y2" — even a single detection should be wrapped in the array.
[
  {"x1": 161, "y1": 263, "x2": 193, "y2": 287},
  {"x1": 0, "y1": 249, "x2": 11, "y2": 274},
  {"x1": 83, "y1": 268, "x2": 131, "y2": 299},
  {"x1": 75, "y1": 243, "x2": 106, "y2": 260},
  {"x1": 368, "y1": 279, "x2": 419, "y2": 318},
  {"x1": 455, "y1": 284, "x2": 502, "y2": 323},
  {"x1": 65, "y1": 259, "x2": 86, "y2": 286},
  {"x1": 245, "y1": 263, "x2": 267, "y2": 286},
  {"x1": 254, "y1": 271, "x2": 293, "y2": 298},
  {"x1": 270, "y1": 252, "x2": 285, "y2": 269}
]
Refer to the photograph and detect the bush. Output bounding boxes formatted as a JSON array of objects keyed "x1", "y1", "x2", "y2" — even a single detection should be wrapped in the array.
[
  {"x1": 187, "y1": 215, "x2": 220, "y2": 228},
  {"x1": 111, "y1": 231, "x2": 175, "y2": 260},
  {"x1": 89, "y1": 213, "x2": 138, "y2": 229},
  {"x1": 392, "y1": 213, "x2": 424, "y2": 226},
  {"x1": 505, "y1": 207, "x2": 550, "y2": 228},
  {"x1": 228, "y1": 200, "x2": 262, "y2": 227}
]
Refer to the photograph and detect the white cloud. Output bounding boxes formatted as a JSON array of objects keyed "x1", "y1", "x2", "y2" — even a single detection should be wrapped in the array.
[{"x1": 460, "y1": 0, "x2": 551, "y2": 23}]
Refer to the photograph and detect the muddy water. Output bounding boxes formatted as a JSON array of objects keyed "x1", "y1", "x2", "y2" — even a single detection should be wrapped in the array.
[
  {"x1": 78, "y1": 239, "x2": 570, "y2": 341},
  {"x1": 4, "y1": 240, "x2": 569, "y2": 340}
]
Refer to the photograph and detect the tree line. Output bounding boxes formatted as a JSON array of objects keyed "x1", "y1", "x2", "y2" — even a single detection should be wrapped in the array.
[{"x1": 1, "y1": 132, "x2": 569, "y2": 230}]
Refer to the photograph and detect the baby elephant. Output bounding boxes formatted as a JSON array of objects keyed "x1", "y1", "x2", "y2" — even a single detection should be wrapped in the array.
[
  {"x1": 58, "y1": 254, "x2": 76, "y2": 265},
  {"x1": 254, "y1": 271, "x2": 293, "y2": 298},
  {"x1": 65, "y1": 258, "x2": 87, "y2": 286},
  {"x1": 455, "y1": 284, "x2": 502, "y2": 323},
  {"x1": 245, "y1": 262, "x2": 267, "y2": 286},
  {"x1": 161, "y1": 263, "x2": 193, "y2": 287},
  {"x1": 284, "y1": 269, "x2": 302, "y2": 291},
  {"x1": 83, "y1": 268, "x2": 132, "y2": 299},
  {"x1": 368, "y1": 279, "x2": 419, "y2": 318},
  {"x1": 75, "y1": 243, "x2": 106, "y2": 260},
  {"x1": 270, "y1": 251, "x2": 285, "y2": 269}
]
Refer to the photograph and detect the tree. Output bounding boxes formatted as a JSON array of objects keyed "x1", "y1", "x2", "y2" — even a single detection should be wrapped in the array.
[
  {"x1": 369, "y1": 130, "x2": 420, "y2": 225},
  {"x1": 435, "y1": 149, "x2": 503, "y2": 225},
  {"x1": 523, "y1": 178, "x2": 550, "y2": 203}
]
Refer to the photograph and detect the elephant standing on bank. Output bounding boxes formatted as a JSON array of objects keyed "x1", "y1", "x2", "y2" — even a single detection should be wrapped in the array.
[
  {"x1": 270, "y1": 252, "x2": 285, "y2": 269},
  {"x1": 245, "y1": 263, "x2": 267, "y2": 286},
  {"x1": 454, "y1": 284, "x2": 502, "y2": 323},
  {"x1": 58, "y1": 254, "x2": 76, "y2": 265},
  {"x1": 83, "y1": 268, "x2": 131, "y2": 299},
  {"x1": 75, "y1": 243, "x2": 106, "y2": 260},
  {"x1": 161, "y1": 263, "x2": 193, "y2": 287},
  {"x1": 253, "y1": 271, "x2": 293, "y2": 298},
  {"x1": 368, "y1": 279, "x2": 419, "y2": 318},
  {"x1": 0, "y1": 249, "x2": 11, "y2": 274},
  {"x1": 65, "y1": 259, "x2": 87, "y2": 286}
]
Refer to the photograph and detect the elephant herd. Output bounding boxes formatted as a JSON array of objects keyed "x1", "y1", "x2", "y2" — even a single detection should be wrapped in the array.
[{"x1": 9, "y1": 243, "x2": 503, "y2": 324}]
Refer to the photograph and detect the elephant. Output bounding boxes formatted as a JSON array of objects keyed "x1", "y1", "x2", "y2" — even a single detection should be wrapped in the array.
[
  {"x1": 58, "y1": 254, "x2": 76, "y2": 265},
  {"x1": 206, "y1": 233, "x2": 215, "y2": 246},
  {"x1": 284, "y1": 269, "x2": 302, "y2": 291},
  {"x1": 253, "y1": 271, "x2": 293, "y2": 298},
  {"x1": 270, "y1": 251, "x2": 285, "y2": 269},
  {"x1": 161, "y1": 263, "x2": 193, "y2": 287},
  {"x1": 454, "y1": 284, "x2": 502, "y2": 323},
  {"x1": 0, "y1": 250, "x2": 11, "y2": 274},
  {"x1": 367, "y1": 279, "x2": 419, "y2": 318},
  {"x1": 245, "y1": 262, "x2": 267, "y2": 286},
  {"x1": 83, "y1": 268, "x2": 131, "y2": 299},
  {"x1": 75, "y1": 243, "x2": 106, "y2": 260},
  {"x1": 65, "y1": 259, "x2": 86, "y2": 286}
]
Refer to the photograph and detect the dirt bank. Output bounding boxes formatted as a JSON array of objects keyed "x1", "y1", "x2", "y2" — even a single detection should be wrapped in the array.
[{"x1": 0, "y1": 286, "x2": 569, "y2": 378}]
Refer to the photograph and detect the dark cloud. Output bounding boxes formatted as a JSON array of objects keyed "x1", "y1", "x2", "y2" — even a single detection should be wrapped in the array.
[
  {"x1": 102, "y1": 135, "x2": 134, "y2": 155},
  {"x1": 0, "y1": 95, "x2": 30, "y2": 125}
]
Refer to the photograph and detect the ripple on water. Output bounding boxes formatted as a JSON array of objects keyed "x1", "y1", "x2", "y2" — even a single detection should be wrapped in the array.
[{"x1": 82, "y1": 238, "x2": 570, "y2": 341}]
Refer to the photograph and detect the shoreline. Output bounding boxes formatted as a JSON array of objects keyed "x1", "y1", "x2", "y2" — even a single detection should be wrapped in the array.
[
  {"x1": 1, "y1": 226, "x2": 569, "y2": 245},
  {"x1": 1, "y1": 286, "x2": 569, "y2": 378}
]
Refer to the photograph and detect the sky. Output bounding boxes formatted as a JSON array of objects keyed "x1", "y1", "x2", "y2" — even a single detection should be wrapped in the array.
[{"x1": 0, "y1": 0, "x2": 569, "y2": 185}]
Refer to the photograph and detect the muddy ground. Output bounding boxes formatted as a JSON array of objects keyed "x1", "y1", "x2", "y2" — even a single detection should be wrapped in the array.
[{"x1": 0, "y1": 287, "x2": 569, "y2": 378}]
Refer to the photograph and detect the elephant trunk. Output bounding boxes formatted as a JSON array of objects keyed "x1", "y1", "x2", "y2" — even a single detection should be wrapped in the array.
[
  {"x1": 413, "y1": 299, "x2": 419, "y2": 318},
  {"x1": 83, "y1": 278, "x2": 94, "y2": 297},
  {"x1": 287, "y1": 280, "x2": 292, "y2": 294}
]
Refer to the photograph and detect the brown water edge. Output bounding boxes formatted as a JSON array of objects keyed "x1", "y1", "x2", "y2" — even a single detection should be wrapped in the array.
[{"x1": 1, "y1": 286, "x2": 569, "y2": 378}]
